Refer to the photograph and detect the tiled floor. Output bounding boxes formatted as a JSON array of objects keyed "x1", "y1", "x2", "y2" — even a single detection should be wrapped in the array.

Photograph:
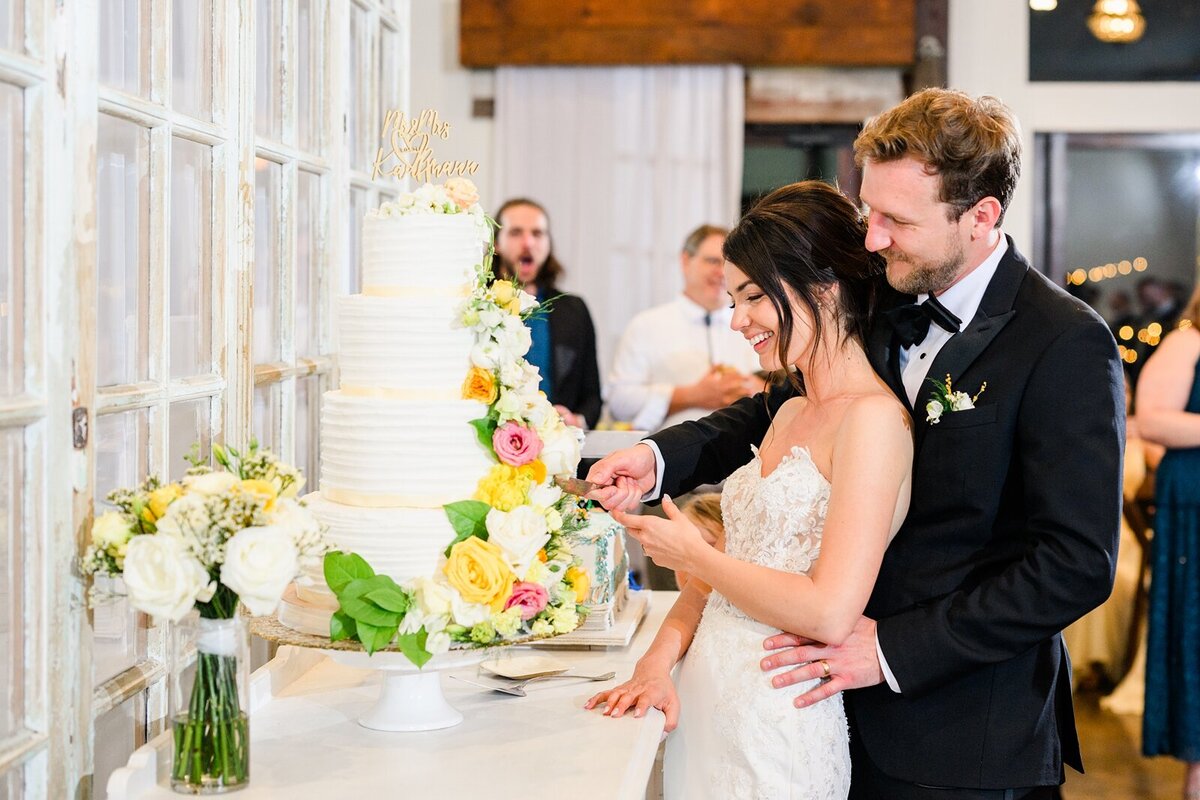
[{"x1": 1064, "y1": 691, "x2": 1183, "y2": 799}]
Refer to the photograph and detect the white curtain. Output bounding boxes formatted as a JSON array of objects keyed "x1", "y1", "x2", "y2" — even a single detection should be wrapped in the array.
[{"x1": 493, "y1": 66, "x2": 744, "y2": 396}]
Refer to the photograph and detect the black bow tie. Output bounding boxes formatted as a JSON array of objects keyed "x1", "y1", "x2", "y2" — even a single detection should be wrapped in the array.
[{"x1": 884, "y1": 296, "x2": 962, "y2": 348}]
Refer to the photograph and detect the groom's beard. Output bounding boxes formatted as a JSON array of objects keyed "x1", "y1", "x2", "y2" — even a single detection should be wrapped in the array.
[{"x1": 883, "y1": 234, "x2": 965, "y2": 296}]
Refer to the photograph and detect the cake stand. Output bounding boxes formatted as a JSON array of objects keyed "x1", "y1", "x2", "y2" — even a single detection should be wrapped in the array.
[{"x1": 249, "y1": 614, "x2": 485, "y2": 732}]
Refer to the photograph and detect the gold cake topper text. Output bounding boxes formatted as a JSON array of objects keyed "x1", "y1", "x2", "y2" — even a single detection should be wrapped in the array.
[{"x1": 371, "y1": 108, "x2": 480, "y2": 183}]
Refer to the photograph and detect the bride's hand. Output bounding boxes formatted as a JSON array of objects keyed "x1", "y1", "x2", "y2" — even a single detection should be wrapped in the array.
[
  {"x1": 612, "y1": 496, "x2": 707, "y2": 574},
  {"x1": 584, "y1": 672, "x2": 681, "y2": 731}
]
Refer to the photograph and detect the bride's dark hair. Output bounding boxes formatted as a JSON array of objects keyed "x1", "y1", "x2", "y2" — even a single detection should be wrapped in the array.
[{"x1": 723, "y1": 180, "x2": 886, "y2": 394}]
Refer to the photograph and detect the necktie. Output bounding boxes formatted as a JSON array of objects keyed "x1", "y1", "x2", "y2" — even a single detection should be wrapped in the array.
[{"x1": 884, "y1": 296, "x2": 962, "y2": 348}]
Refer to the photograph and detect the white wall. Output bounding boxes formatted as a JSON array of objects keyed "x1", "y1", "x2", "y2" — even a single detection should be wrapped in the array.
[
  {"x1": 409, "y1": 0, "x2": 497, "y2": 209},
  {"x1": 947, "y1": 2, "x2": 1200, "y2": 253}
]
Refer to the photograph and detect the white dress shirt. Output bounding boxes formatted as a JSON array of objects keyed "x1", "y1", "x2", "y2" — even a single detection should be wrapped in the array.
[
  {"x1": 645, "y1": 234, "x2": 1009, "y2": 694},
  {"x1": 606, "y1": 295, "x2": 762, "y2": 431}
]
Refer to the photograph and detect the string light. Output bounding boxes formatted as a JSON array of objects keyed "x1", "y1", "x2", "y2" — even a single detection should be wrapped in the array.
[
  {"x1": 1066, "y1": 255, "x2": 1149, "y2": 285},
  {"x1": 1088, "y1": 0, "x2": 1146, "y2": 43}
]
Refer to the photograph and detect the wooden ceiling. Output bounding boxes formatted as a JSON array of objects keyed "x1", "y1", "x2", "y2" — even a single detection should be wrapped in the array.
[{"x1": 459, "y1": 0, "x2": 918, "y2": 68}]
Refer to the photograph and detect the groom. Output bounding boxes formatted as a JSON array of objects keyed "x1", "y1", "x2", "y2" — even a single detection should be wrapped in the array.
[{"x1": 587, "y1": 89, "x2": 1123, "y2": 798}]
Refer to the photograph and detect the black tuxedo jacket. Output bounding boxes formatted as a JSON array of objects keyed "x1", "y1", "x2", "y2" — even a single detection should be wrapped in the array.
[
  {"x1": 649, "y1": 238, "x2": 1124, "y2": 789},
  {"x1": 545, "y1": 292, "x2": 602, "y2": 428}
]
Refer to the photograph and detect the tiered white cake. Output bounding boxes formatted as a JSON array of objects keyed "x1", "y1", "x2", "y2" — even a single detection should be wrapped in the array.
[{"x1": 280, "y1": 213, "x2": 492, "y2": 634}]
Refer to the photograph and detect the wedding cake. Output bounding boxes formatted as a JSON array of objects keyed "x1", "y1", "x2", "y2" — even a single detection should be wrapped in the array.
[{"x1": 279, "y1": 180, "x2": 595, "y2": 661}]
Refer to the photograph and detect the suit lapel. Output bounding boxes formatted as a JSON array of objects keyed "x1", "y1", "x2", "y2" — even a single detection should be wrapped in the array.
[{"x1": 918, "y1": 236, "x2": 1029, "y2": 433}]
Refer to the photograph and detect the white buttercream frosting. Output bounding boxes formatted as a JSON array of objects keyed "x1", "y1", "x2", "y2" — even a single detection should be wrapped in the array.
[
  {"x1": 319, "y1": 391, "x2": 493, "y2": 506},
  {"x1": 362, "y1": 214, "x2": 482, "y2": 291},
  {"x1": 336, "y1": 294, "x2": 475, "y2": 395}
]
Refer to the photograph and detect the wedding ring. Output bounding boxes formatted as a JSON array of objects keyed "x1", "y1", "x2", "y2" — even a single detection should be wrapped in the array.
[{"x1": 818, "y1": 660, "x2": 831, "y2": 679}]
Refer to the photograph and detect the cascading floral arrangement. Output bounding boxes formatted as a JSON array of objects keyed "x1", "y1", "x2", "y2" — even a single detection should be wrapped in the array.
[{"x1": 324, "y1": 178, "x2": 591, "y2": 668}]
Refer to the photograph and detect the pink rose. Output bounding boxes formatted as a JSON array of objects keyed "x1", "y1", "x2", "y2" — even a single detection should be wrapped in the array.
[
  {"x1": 492, "y1": 422, "x2": 543, "y2": 467},
  {"x1": 444, "y1": 178, "x2": 480, "y2": 210},
  {"x1": 504, "y1": 581, "x2": 549, "y2": 621}
]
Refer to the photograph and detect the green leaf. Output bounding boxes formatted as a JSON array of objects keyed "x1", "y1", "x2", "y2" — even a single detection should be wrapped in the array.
[
  {"x1": 340, "y1": 576, "x2": 403, "y2": 628},
  {"x1": 469, "y1": 417, "x2": 499, "y2": 460},
  {"x1": 355, "y1": 620, "x2": 397, "y2": 655},
  {"x1": 330, "y1": 610, "x2": 357, "y2": 643},
  {"x1": 364, "y1": 582, "x2": 411, "y2": 615},
  {"x1": 442, "y1": 500, "x2": 491, "y2": 556},
  {"x1": 324, "y1": 551, "x2": 375, "y2": 594},
  {"x1": 396, "y1": 629, "x2": 433, "y2": 669}
]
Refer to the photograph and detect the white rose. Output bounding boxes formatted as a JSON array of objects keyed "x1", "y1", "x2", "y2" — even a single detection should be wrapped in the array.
[
  {"x1": 519, "y1": 291, "x2": 539, "y2": 314},
  {"x1": 426, "y1": 629, "x2": 451, "y2": 655},
  {"x1": 184, "y1": 471, "x2": 240, "y2": 496},
  {"x1": 529, "y1": 482, "x2": 563, "y2": 509},
  {"x1": 495, "y1": 315, "x2": 532, "y2": 357},
  {"x1": 92, "y1": 511, "x2": 134, "y2": 549},
  {"x1": 470, "y1": 340, "x2": 502, "y2": 369},
  {"x1": 397, "y1": 193, "x2": 416, "y2": 210},
  {"x1": 499, "y1": 358, "x2": 525, "y2": 389},
  {"x1": 411, "y1": 576, "x2": 453, "y2": 617},
  {"x1": 220, "y1": 526, "x2": 299, "y2": 616},
  {"x1": 950, "y1": 392, "x2": 975, "y2": 412},
  {"x1": 449, "y1": 592, "x2": 491, "y2": 627},
  {"x1": 925, "y1": 399, "x2": 944, "y2": 424},
  {"x1": 486, "y1": 506, "x2": 550, "y2": 572},
  {"x1": 267, "y1": 498, "x2": 325, "y2": 568},
  {"x1": 122, "y1": 535, "x2": 214, "y2": 623},
  {"x1": 540, "y1": 425, "x2": 582, "y2": 477}
]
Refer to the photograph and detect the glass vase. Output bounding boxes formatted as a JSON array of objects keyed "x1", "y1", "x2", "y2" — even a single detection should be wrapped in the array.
[{"x1": 170, "y1": 612, "x2": 250, "y2": 794}]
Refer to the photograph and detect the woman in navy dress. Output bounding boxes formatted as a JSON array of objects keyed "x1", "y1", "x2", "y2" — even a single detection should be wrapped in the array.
[{"x1": 1137, "y1": 285, "x2": 1200, "y2": 800}]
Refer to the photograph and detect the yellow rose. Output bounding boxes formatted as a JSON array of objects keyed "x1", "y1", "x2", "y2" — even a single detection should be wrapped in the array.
[
  {"x1": 565, "y1": 566, "x2": 591, "y2": 604},
  {"x1": 141, "y1": 483, "x2": 183, "y2": 522},
  {"x1": 443, "y1": 537, "x2": 515, "y2": 612},
  {"x1": 491, "y1": 281, "x2": 517, "y2": 306},
  {"x1": 474, "y1": 464, "x2": 532, "y2": 512},
  {"x1": 462, "y1": 366, "x2": 498, "y2": 404},
  {"x1": 239, "y1": 478, "x2": 278, "y2": 511}
]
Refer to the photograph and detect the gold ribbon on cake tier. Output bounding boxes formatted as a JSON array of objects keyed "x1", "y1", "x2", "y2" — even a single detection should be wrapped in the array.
[
  {"x1": 362, "y1": 285, "x2": 472, "y2": 298},
  {"x1": 340, "y1": 385, "x2": 462, "y2": 401},
  {"x1": 322, "y1": 487, "x2": 459, "y2": 508}
]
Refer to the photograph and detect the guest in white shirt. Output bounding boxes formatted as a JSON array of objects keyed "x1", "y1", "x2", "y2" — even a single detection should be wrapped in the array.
[{"x1": 606, "y1": 225, "x2": 763, "y2": 431}]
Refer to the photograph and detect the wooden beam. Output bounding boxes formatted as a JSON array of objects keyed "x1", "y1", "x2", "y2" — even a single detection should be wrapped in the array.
[{"x1": 460, "y1": 0, "x2": 915, "y2": 68}]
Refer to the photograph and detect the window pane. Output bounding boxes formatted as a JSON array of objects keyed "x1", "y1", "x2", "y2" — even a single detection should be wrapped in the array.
[
  {"x1": 98, "y1": 0, "x2": 143, "y2": 95},
  {"x1": 0, "y1": 82, "x2": 22, "y2": 397},
  {"x1": 92, "y1": 410, "x2": 150, "y2": 684},
  {"x1": 295, "y1": 376, "x2": 318, "y2": 492},
  {"x1": 379, "y1": 24, "x2": 400, "y2": 142},
  {"x1": 170, "y1": 138, "x2": 212, "y2": 379},
  {"x1": 2, "y1": 765, "x2": 23, "y2": 800},
  {"x1": 0, "y1": 0, "x2": 23, "y2": 54},
  {"x1": 295, "y1": 171, "x2": 319, "y2": 357},
  {"x1": 297, "y1": 0, "x2": 317, "y2": 152},
  {"x1": 97, "y1": 114, "x2": 150, "y2": 387},
  {"x1": 255, "y1": 0, "x2": 280, "y2": 139},
  {"x1": 348, "y1": 4, "x2": 371, "y2": 171},
  {"x1": 253, "y1": 383, "x2": 279, "y2": 452},
  {"x1": 346, "y1": 186, "x2": 367, "y2": 296},
  {"x1": 168, "y1": 397, "x2": 211, "y2": 481},
  {"x1": 92, "y1": 692, "x2": 147, "y2": 800},
  {"x1": 253, "y1": 158, "x2": 280, "y2": 364},
  {"x1": 0, "y1": 427, "x2": 23, "y2": 739},
  {"x1": 172, "y1": 0, "x2": 212, "y2": 120}
]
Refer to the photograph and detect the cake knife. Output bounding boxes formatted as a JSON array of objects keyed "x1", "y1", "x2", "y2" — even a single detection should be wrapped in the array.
[{"x1": 553, "y1": 476, "x2": 603, "y2": 497}]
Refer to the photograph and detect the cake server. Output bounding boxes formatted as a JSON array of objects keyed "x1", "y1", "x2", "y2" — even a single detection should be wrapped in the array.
[{"x1": 553, "y1": 476, "x2": 602, "y2": 497}]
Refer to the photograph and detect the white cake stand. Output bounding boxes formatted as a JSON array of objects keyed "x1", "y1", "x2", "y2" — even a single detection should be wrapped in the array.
[{"x1": 324, "y1": 647, "x2": 484, "y2": 732}]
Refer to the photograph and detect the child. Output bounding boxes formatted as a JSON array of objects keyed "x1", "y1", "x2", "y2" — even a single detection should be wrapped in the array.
[{"x1": 674, "y1": 493, "x2": 725, "y2": 591}]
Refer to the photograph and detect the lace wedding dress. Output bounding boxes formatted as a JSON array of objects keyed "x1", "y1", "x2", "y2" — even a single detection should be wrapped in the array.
[{"x1": 663, "y1": 445, "x2": 851, "y2": 799}]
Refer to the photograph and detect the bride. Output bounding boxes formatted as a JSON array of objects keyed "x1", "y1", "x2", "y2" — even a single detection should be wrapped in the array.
[{"x1": 585, "y1": 181, "x2": 912, "y2": 799}]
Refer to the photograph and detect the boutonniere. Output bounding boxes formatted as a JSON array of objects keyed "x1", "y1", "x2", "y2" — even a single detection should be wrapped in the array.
[{"x1": 925, "y1": 373, "x2": 987, "y2": 425}]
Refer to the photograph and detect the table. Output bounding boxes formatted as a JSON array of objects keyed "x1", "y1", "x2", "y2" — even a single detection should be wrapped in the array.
[{"x1": 108, "y1": 591, "x2": 676, "y2": 800}]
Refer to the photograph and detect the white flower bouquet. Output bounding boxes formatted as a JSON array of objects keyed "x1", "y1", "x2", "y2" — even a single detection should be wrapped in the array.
[{"x1": 81, "y1": 441, "x2": 326, "y2": 791}]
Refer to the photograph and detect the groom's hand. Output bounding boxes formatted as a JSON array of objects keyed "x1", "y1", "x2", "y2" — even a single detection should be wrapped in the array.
[
  {"x1": 585, "y1": 443, "x2": 658, "y2": 511},
  {"x1": 760, "y1": 616, "x2": 884, "y2": 708}
]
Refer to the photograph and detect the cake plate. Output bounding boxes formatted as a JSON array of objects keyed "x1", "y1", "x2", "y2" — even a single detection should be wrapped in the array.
[{"x1": 249, "y1": 614, "x2": 484, "y2": 732}]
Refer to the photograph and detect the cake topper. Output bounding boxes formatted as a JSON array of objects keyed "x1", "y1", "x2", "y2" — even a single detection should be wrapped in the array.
[{"x1": 371, "y1": 108, "x2": 480, "y2": 183}]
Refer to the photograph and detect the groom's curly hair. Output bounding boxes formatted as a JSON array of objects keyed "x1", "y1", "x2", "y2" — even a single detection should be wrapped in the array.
[{"x1": 723, "y1": 180, "x2": 886, "y2": 395}]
